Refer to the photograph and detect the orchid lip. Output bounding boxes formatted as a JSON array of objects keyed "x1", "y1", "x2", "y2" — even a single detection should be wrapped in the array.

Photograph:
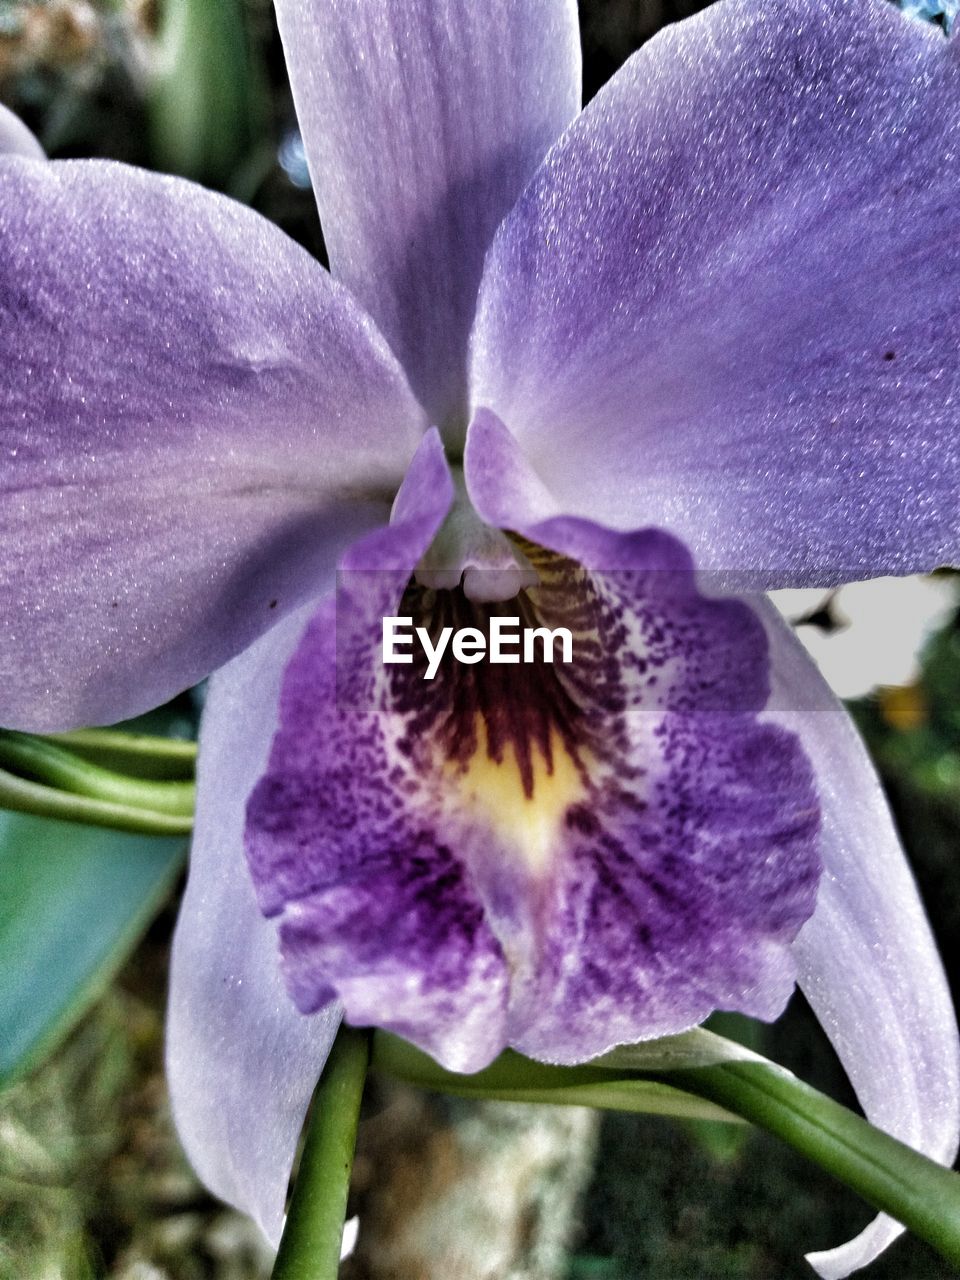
[{"x1": 247, "y1": 519, "x2": 822, "y2": 1076}]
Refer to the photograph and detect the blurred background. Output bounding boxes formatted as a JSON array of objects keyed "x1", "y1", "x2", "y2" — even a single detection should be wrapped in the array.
[{"x1": 1, "y1": 2, "x2": 958, "y2": 1276}]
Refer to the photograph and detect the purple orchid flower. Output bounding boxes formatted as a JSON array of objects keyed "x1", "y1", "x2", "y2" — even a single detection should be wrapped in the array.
[{"x1": 1, "y1": 1, "x2": 958, "y2": 1275}]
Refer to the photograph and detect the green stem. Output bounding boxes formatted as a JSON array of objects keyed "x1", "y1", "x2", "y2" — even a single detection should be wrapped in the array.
[
  {"x1": 372, "y1": 1033, "x2": 960, "y2": 1272},
  {"x1": 272, "y1": 1028, "x2": 370, "y2": 1280},
  {"x1": 663, "y1": 1062, "x2": 960, "y2": 1268},
  {"x1": 0, "y1": 731, "x2": 194, "y2": 817},
  {"x1": 46, "y1": 729, "x2": 196, "y2": 779},
  {"x1": 372, "y1": 1034, "x2": 740, "y2": 1123},
  {"x1": 0, "y1": 767, "x2": 193, "y2": 836}
]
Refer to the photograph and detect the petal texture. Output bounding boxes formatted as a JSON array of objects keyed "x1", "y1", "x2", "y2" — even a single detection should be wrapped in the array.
[
  {"x1": 0, "y1": 104, "x2": 43, "y2": 159},
  {"x1": 759, "y1": 600, "x2": 960, "y2": 1278},
  {"x1": 166, "y1": 605, "x2": 342, "y2": 1247},
  {"x1": 0, "y1": 159, "x2": 427, "y2": 731},
  {"x1": 276, "y1": 0, "x2": 581, "y2": 431},
  {"x1": 471, "y1": 0, "x2": 960, "y2": 584},
  {"x1": 247, "y1": 437, "x2": 819, "y2": 1071},
  {"x1": 256, "y1": 597, "x2": 513, "y2": 1074}
]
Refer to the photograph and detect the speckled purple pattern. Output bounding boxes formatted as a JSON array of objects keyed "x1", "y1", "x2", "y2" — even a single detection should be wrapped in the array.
[
  {"x1": 249, "y1": 608, "x2": 511, "y2": 1072},
  {"x1": 246, "y1": 508, "x2": 820, "y2": 1071}
]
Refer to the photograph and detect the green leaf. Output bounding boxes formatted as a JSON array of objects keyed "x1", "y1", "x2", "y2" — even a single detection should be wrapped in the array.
[
  {"x1": 0, "y1": 810, "x2": 184, "y2": 1087},
  {"x1": 0, "y1": 765, "x2": 194, "y2": 836},
  {"x1": 0, "y1": 727, "x2": 195, "y2": 814}
]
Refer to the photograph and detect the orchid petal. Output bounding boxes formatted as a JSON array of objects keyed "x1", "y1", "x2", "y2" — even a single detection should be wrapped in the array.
[
  {"x1": 167, "y1": 431, "x2": 450, "y2": 1238},
  {"x1": 275, "y1": 0, "x2": 581, "y2": 430},
  {"x1": 757, "y1": 599, "x2": 960, "y2": 1278},
  {"x1": 467, "y1": 408, "x2": 959, "y2": 1269},
  {"x1": 471, "y1": 0, "x2": 960, "y2": 584},
  {"x1": 0, "y1": 158, "x2": 427, "y2": 731},
  {"x1": 0, "y1": 104, "x2": 43, "y2": 160},
  {"x1": 247, "y1": 435, "x2": 819, "y2": 1072},
  {"x1": 166, "y1": 605, "x2": 342, "y2": 1247}
]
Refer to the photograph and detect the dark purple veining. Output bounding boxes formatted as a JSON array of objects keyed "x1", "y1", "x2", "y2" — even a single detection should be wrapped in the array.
[{"x1": 246, "y1": 517, "x2": 821, "y2": 1072}]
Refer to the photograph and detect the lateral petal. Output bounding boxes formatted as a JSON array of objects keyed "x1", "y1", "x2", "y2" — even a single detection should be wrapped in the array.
[
  {"x1": 166, "y1": 605, "x2": 342, "y2": 1246},
  {"x1": 760, "y1": 599, "x2": 960, "y2": 1278},
  {"x1": 0, "y1": 158, "x2": 426, "y2": 730}
]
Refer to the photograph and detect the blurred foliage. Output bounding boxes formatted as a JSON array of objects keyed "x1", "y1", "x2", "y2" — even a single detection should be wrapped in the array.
[
  {"x1": 0, "y1": 943, "x2": 274, "y2": 1280},
  {"x1": 0, "y1": 0, "x2": 150, "y2": 161},
  {"x1": 0, "y1": 1, "x2": 958, "y2": 1278},
  {"x1": 148, "y1": 0, "x2": 267, "y2": 189}
]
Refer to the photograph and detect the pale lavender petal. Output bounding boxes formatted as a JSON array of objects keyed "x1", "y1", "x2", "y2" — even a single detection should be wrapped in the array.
[
  {"x1": 467, "y1": 411, "x2": 959, "y2": 1267},
  {"x1": 275, "y1": 0, "x2": 581, "y2": 430},
  {"x1": 0, "y1": 158, "x2": 427, "y2": 731},
  {"x1": 0, "y1": 104, "x2": 43, "y2": 159},
  {"x1": 758, "y1": 599, "x2": 960, "y2": 1278},
  {"x1": 247, "y1": 437, "x2": 819, "y2": 1069},
  {"x1": 464, "y1": 409, "x2": 561, "y2": 529},
  {"x1": 471, "y1": 0, "x2": 960, "y2": 584},
  {"x1": 166, "y1": 605, "x2": 341, "y2": 1246}
]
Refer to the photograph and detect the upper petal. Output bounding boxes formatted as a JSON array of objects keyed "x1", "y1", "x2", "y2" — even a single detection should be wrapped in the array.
[
  {"x1": 759, "y1": 599, "x2": 960, "y2": 1277},
  {"x1": 275, "y1": 0, "x2": 581, "y2": 432},
  {"x1": 0, "y1": 158, "x2": 427, "y2": 731},
  {"x1": 167, "y1": 605, "x2": 342, "y2": 1246},
  {"x1": 0, "y1": 104, "x2": 43, "y2": 159},
  {"x1": 470, "y1": 0, "x2": 960, "y2": 584}
]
